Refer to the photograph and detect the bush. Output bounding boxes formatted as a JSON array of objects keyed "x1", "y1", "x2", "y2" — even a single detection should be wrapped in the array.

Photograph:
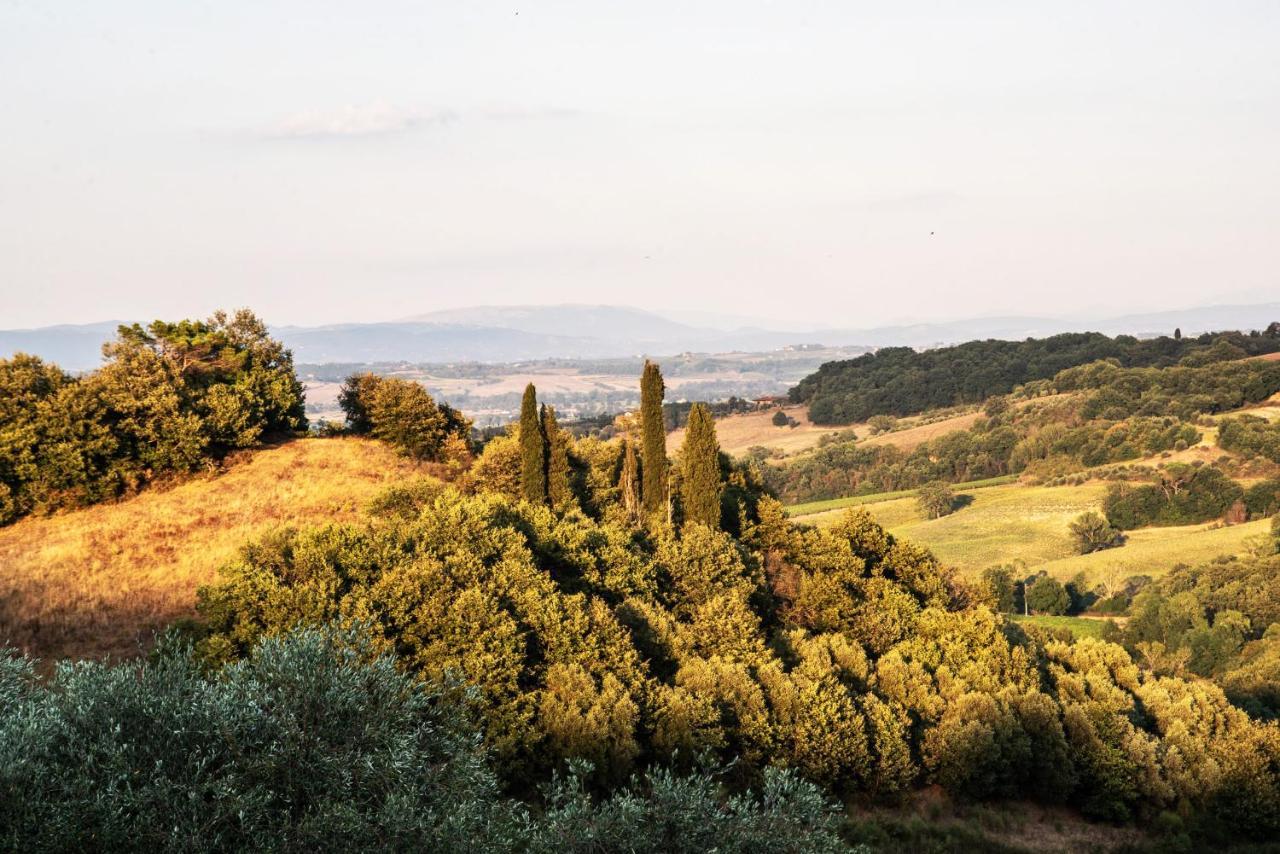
[
  {"x1": 917, "y1": 481, "x2": 958, "y2": 519},
  {"x1": 1069, "y1": 512, "x2": 1124, "y2": 554},
  {"x1": 339, "y1": 373, "x2": 472, "y2": 461},
  {"x1": 1026, "y1": 576, "x2": 1069, "y2": 615},
  {"x1": 772, "y1": 409, "x2": 790, "y2": 427},
  {"x1": 867, "y1": 415, "x2": 898, "y2": 435}
]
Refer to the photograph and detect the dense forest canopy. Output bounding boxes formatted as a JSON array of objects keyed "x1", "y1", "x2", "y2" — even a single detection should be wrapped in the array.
[{"x1": 792, "y1": 327, "x2": 1280, "y2": 425}]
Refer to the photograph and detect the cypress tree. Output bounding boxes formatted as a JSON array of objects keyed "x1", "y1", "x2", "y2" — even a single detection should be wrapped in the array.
[
  {"x1": 542, "y1": 404, "x2": 571, "y2": 508},
  {"x1": 619, "y1": 439, "x2": 641, "y2": 523},
  {"x1": 519, "y1": 383, "x2": 547, "y2": 504},
  {"x1": 639, "y1": 360, "x2": 667, "y2": 515},
  {"x1": 680, "y1": 403, "x2": 722, "y2": 529}
]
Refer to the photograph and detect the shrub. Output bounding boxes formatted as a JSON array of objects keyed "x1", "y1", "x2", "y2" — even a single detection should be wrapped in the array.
[
  {"x1": 1026, "y1": 576, "x2": 1069, "y2": 615},
  {"x1": 1069, "y1": 512, "x2": 1124, "y2": 554},
  {"x1": 917, "y1": 481, "x2": 958, "y2": 519},
  {"x1": 772, "y1": 409, "x2": 790, "y2": 427},
  {"x1": 339, "y1": 373, "x2": 471, "y2": 461}
]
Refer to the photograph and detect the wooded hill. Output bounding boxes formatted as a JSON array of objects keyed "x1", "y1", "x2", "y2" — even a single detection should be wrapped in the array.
[{"x1": 791, "y1": 326, "x2": 1280, "y2": 425}]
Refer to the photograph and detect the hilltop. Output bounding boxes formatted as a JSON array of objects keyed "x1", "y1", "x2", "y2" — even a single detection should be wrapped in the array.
[{"x1": 0, "y1": 438, "x2": 426, "y2": 662}]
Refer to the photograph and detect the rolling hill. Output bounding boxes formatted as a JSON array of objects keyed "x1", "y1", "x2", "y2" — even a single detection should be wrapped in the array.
[{"x1": 0, "y1": 438, "x2": 427, "y2": 662}]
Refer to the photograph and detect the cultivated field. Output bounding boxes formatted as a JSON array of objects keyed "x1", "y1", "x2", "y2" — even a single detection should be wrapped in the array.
[{"x1": 0, "y1": 438, "x2": 426, "y2": 663}]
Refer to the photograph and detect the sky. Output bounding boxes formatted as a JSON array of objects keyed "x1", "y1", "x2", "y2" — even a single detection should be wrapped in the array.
[{"x1": 1, "y1": 0, "x2": 1278, "y2": 330}]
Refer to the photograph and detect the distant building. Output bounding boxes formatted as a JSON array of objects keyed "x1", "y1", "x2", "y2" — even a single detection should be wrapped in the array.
[{"x1": 752, "y1": 395, "x2": 789, "y2": 409}]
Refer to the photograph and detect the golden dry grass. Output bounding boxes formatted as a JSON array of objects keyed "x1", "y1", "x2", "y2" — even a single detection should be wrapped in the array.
[
  {"x1": 667, "y1": 405, "x2": 840, "y2": 457},
  {"x1": 0, "y1": 438, "x2": 427, "y2": 663},
  {"x1": 859, "y1": 411, "x2": 982, "y2": 453}
]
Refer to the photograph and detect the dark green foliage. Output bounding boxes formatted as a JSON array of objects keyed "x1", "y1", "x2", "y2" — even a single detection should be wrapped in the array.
[
  {"x1": 1026, "y1": 576, "x2": 1069, "y2": 615},
  {"x1": 339, "y1": 373, "x2": 471, "y2": 460},
  {"x1": 979, "y1": 566, "x2": 1017, "y2": 613},
  {"x1": 916, "y1": 481, "x2": 958, "y2": 519},
  {"x1": 793, "y1": 329, "x2": 1280, "y2": 425},
  {"x1": 536, "y1": 762, "x2": 851, "y2": 854},
  {"x1": 1219, "y1": 415, "x2": 1280, "y2": 464},
  {"x1": 521, "y1": 384, "x2": 548, "y2": 503},
  {"x1": 0, "y1": 626, "x2": 515, "y2": 852},
  {"x1": 0, "y1": 310, "x2": 305, "y2": 524},
  {"x1": 0, "y1": 626, "x2": 857, "y2": 853},
  {"x1": 680, "y1": 403, "x2": 722, "y2": 529},
  {"x1": 1245, "y1": 479, "x2": 1280, "y2": 519},
  {"x1": 543, "y1": 405, "x2": 572, "y2": 509},
  {"x1": 1069, "y1": 511, "x2": 1124, "y2": 554},
  {"x1": 1103, "y1": 465, "x2": 1245, "y2": 529},
  {"x1": 1059, "y1": 359, "x2": 1280, "y2": 422},
  {"x1": 772, "y1": 409, "x2": 790, "y2": 427},
  {"x1": 640, "y1": 361, "x2": 667, "y2": 515}
]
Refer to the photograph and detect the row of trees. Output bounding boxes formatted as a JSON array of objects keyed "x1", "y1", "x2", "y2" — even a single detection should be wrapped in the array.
[
  {"x1": 0, "y1": 310, "x2": 306, "y2": 525},
  {"x1": 515, "y1": 362, "x2": 724, "y2": 530}
]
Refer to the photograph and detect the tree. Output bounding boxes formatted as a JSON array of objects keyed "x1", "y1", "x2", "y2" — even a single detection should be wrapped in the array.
[
  {"x1": 520, "y1": 384, "x2": 547, "y2": 504},
  {"x1": 772, "y1": 410, "x2": 790, "y2": 427},
  {"x1": 339, "y1": 374, "x2": 470, "y2": 462},
  {"x1": 640, "y1": 361, "x2": 667, "y2": 515},
  {"x1": 916, "y1": 481, "x2": 957, "y2": 519},
  {"x1": 1069, "y1": 511, "x2": 1124, "y2": 555},
  {"x1": 619, "y1": 439, "x2": 641, "y2": 523},
  {"x1": 681, "y1": 403, "x2": 722, "y2": 529},
  {"x1": 1026, "y1": 576, "x2": 1069, "y2": 615},
  {"x1": 542, "y1": 404, "x2": 571, "y2": 509},
  {"x1": 867, "y1": 415, "x2": 897, "y2": 435},
  {"x1": 979, "y1": 566, "x2": 1017, "y2": 613}
]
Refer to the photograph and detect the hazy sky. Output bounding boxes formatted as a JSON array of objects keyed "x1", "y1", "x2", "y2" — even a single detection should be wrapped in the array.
[{"x1": 2, "y1": 1, "x2": 1277, "y2": 329}]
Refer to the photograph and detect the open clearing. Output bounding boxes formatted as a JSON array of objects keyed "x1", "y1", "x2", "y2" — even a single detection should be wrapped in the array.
[
  {"x1": 1010, "y1": 614, "x2": 1115, "y2": 640},
  {"x1": 801, "y1": 480, "x2": 1267, "y2": 582},
  {"x1": 667, "y1": 405, "x2": 839, "y2": 457},
  {"x1": 0, "y1": 438, "x2": 425, "y2": 663}
]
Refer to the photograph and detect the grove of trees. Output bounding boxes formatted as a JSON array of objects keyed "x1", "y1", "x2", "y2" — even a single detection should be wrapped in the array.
[
  {"x1": 0, "y1": 310, "x2": 306, "y2": 525},
  {"x1": 792, "y1": 327, "x2": 1280, "y2": 425}
]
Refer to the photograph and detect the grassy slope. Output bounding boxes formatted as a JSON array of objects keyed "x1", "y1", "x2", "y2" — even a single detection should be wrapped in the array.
[
  {"x1": 667, "y1": 405, "x2": 839, "y2": 457},
  {"x1": 786, "y1": 476, "x2": 1017, "y2": 517},
  {"x1": 1010, "y1": 614, "x2": 1113, "y2": 639},
  {"x1": 0, "y1": 438, "x2": 426, "y2": 662},
  {"x1": 802, "y1": 480, "x2": 1270, "y2": 584}
]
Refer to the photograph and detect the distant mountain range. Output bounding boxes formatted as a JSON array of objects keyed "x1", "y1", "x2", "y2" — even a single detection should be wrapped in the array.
[{"x1": 4, "y1": 302, "x2": 1278, "y2": 372}]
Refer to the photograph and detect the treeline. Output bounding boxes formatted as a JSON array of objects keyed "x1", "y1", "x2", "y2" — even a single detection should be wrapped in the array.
[
  {"x1": 1220, "y1": 415, "x2": 1280, "y2": 463},
  {"x1": 1054, "y1": 358, "x2": 1280, "y2": 421},
  {"x1": 770, "y1": 354, "x2": 1280, "y2": 505},
  {"x1": 0, "y1": 311, "x2": 305, "y2": 525},
  {"x1": 767, "y1": 404, "x2": 1200, "y2": 504},
  {"x1": 792, "y1": 326, "x2": 1280, "y2": 425}
]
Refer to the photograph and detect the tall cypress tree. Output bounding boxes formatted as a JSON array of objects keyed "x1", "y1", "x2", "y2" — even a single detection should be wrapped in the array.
[
  {"x1": 542, "y1": 404, "x2": 571, "y2": 509},
  {"x1": 619, "y1": 438, "x2": 641, "y2": 523},
  {"x1": 639, "y1": 361, "x2": 667, "y2": 515},
  {"x1": 680, "y1": 403, "x2": 722, "y2": 529},
  {"x1": 519, "y1": 383, "x2": 547, "y2": 504}
]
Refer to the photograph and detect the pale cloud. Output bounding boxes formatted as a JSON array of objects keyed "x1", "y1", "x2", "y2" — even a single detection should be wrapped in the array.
[{"x1": 260, "y1": 103, "x2": 457, "y2": 140}]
